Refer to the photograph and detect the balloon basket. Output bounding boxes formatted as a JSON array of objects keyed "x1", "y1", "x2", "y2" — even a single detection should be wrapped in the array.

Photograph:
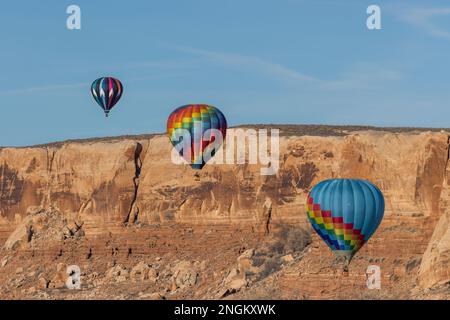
[{"x1": 333, "y1": 251, "x2": 352, "y2": 276}]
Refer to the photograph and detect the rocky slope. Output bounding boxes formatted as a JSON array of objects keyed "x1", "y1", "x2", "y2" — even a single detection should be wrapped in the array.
[{"x1": 0, "y1": 125, "x2": 448, "y2": 299}]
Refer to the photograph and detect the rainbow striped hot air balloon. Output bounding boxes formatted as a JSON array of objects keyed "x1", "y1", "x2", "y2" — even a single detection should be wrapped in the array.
[
  {"x1": 306, "y1": 179, "x2": 384, "y2": 265},
  {"x1": 91, "y1": 77, "x2": 123, "y2": 117},
  {"x1": 167, "y1": 104, "x2": 227, "y2": 170}
]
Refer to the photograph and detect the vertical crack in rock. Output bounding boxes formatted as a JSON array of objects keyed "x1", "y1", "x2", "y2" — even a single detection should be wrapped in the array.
[
  {"x1": 445, "y1": 136, "x2": 450, "y2": 176},
  {"x1": 0, "y1": 165, "x2": 6, "y2": 200},
  {"x1": 262, "y1": 198, "x2": 273, "y2": 236},
  {"x1": 45, "y1": 147, "x2": 56, "y2": 174},
  {"x1": 265, "y1": 206, "x2": 272, "y2": 236},
  {"x1": 124, "y1": 142, "x2": 143, "y2": 225},
  {"x1": 45, "y1": 147, "x2": 56, "y2": 206}
]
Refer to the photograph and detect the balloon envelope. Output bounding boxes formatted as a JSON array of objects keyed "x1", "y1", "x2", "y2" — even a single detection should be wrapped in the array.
[
  {"x1": 91, "y1": 77, "x2": 123, "y2": 117},
  {"x1": 167, "y1": 104, "x2": 227, "y2": 170},
  {"x1": 306, "y1": 179, "x2": 384, "y2": 262}
]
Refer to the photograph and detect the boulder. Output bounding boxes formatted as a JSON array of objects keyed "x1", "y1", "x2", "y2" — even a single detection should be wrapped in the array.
[
  {"x1": 148, "y1": 268, "x2": 158, "y2": 284},
  {"x1": 0, "y1": 256, "x2": 9, "y2": 268},
  {"x1": 130, "y1": 261, "x2": 151, "y2": 282},
  {"x1": 171, "y1": 261, "x2": 198, "y2": 290},
  {"x1": 138, "y1": 292, "x2": 165, "y2": 300},
  {"x1": 281, "y1": 254, "x2": 295, "y2": 263},
  {"x1": 228, "y1": 278, "x2": 247, "y2": 291},
  {"x1": 105, "y1": 265, "x2": 129, "y2": 283},
  {"x1": 38, "y1": 277, "x2": 49, "y2": 290}
]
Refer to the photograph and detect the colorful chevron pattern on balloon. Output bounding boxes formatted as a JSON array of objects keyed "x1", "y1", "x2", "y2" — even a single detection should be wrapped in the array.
[
  {"x1": 91, "y1": 77, "x2": 123, "y2": 117},
  {"x1": 305, "y1": 179, "x2": 385, "y2": 262},
  {"x1": 167, "y1": 104, "x2": 227, "y2": 170},
  {"x1": 306, "y1": 196, "x2": 365, "y2": 252}
]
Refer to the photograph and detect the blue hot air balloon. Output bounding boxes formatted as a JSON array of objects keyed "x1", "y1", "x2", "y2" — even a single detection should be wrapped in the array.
[{"x1": 306, "y1": 179, "x2": 384, "y2": 266}]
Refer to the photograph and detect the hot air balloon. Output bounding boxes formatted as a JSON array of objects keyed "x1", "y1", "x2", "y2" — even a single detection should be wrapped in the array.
[
  {"x1": 91, "y1": 77, "x2": 123, "y2": 117},
  {"x1": 167, "y1": 104, "x2": 227, "y2": 170},
  {"x1": 306, "y1": 179, "x2": 384, "y2": 269}
]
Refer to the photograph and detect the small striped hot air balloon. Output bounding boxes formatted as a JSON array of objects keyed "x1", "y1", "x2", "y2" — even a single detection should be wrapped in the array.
[
  {"x1": 306, "y1": 179, "x2": 384, "y2": 268},
  {"x1": 91, "y1": 77, "x2": 123, "y2": 117},
  {"x1": 167, "y1": 104, "x2": 227, "y2": 170}
]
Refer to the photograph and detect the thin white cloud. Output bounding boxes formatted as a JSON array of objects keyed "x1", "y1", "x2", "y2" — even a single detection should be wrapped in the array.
[
  {"x1": 395, "y1": 6, "x2": 450, "y2": 39},
  {"x1": 114, "y1": 58, "x2": 200, "y2": 71},
  {"x1": 176, "y1": 46, "x2": 319, "y2": 83},
  {"x1": 175, "y1": 46, "x2": 404, "y2": 90},
  {"x1": 0, "y1": 47, "x2": 404, "y2": 98},
  {"x1": 0, "y1": 73, "x2": 184, "y2": 97},
  {"x1": 321, "y1": 63, "x2": 404, "y2": 90},
  {"x1": 0, "y1": 82, "x2": 89, "y2": 96}
]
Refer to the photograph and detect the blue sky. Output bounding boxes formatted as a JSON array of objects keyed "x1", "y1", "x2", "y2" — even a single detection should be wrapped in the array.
[{"x1": 1, "y1": 0, "x2": 450, "y2": 146}]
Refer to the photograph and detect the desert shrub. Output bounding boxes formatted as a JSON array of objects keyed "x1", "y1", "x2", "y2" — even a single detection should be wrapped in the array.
[
  {"x1": 271, "y1": 223, "x2": 311, "y2": 255},
  {"x1": 258, "y1": 257, "x2": 282, "y2": 280},
  {"x1": 253, "y1": 250, "x2": 267, "y2": 257},
  {"x1": 285, "y1": 227, "x2": 311, "y2": 253},
  {"x1": 249, "y1": 223, "x2": 312, "y2": 282},
  {"x1": 268, "y1": 241, "x2": 285, "y2": 255},
  {"x1": 251, "y1": 256, "x2": 266, "y2": 267},
  {"x1": 163, "y1": 211, "x2": 175, "y2": 221}
]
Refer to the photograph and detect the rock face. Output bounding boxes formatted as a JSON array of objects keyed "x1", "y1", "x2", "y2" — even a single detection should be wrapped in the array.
[
  {"x1": 0, "y1": 140, "x2": 146, "y2": 227},
  {"x1": 419, "y1": 213, "x2": 450, "y2": 288},
  {"x1": 0, "y1": 125, "x2": 449, "y2": 298}
]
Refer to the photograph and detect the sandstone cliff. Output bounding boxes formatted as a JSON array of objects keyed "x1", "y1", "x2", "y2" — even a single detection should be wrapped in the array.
[{"x1": 0, "y1": 125, "x2": 448, "y2": 299}]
